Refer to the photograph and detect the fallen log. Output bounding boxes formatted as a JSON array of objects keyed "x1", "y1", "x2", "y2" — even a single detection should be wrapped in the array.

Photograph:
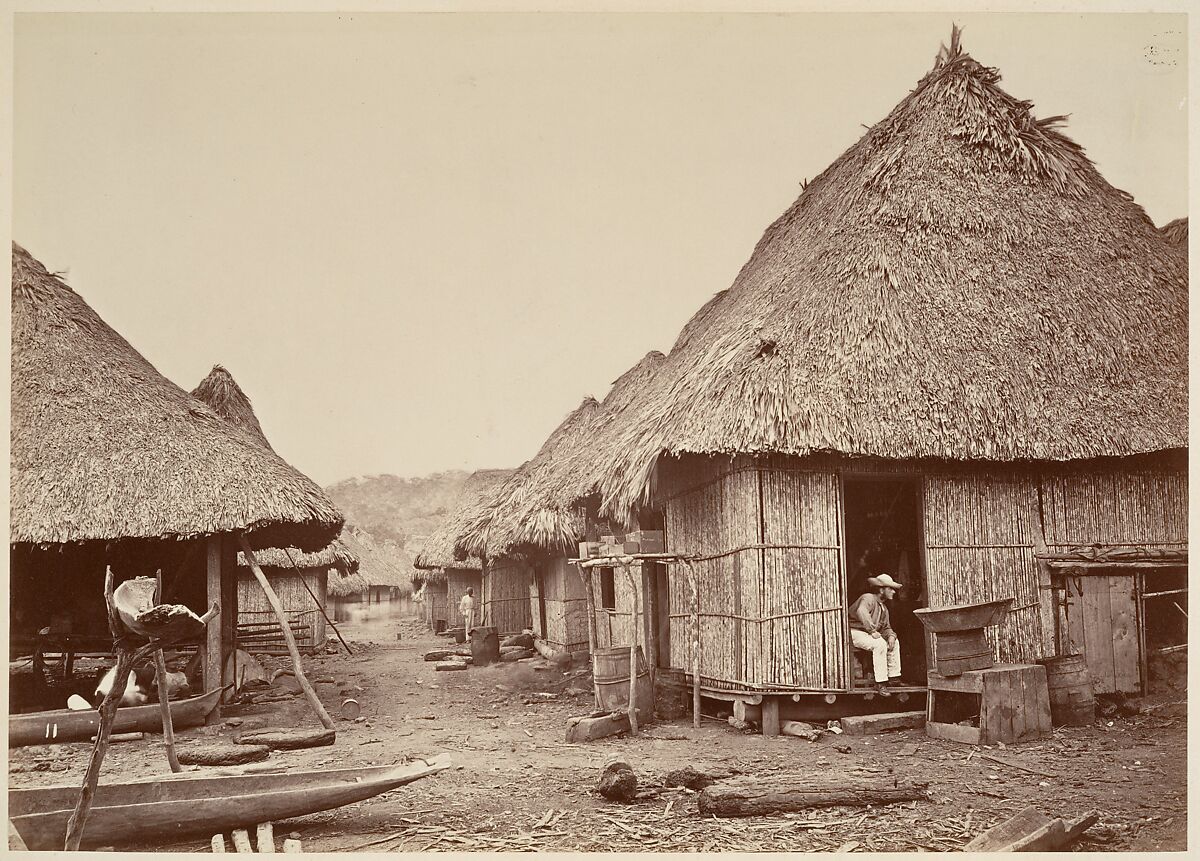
[
  {"x1": 177, "y1": 742, "x2": 271, "y2": 766},
  {"x1": 697, "y1": 778, "x2": 929, "y2": 817},
  {"x1": 500, "y1": 648, "x2": 536, "y2": 662},
  {"x1": 235, "y1": 728, "x2": 336, "y2": 750},
  {"x1": 534, "y1": 639, "x2": 570, "y2": 665},
  {"x1": 423, "y1": 649, "x2": 456, "y2": 662},
  {"x1": 435, "y1": 661, "x2": 468, "y2": 672}
]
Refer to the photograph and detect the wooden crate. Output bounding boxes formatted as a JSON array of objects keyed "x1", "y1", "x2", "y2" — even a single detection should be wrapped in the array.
[{"x1": 925, "y1": 663, "x2": 1051, "y2": 745}]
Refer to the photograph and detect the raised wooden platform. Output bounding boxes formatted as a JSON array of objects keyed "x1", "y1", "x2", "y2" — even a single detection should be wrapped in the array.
[{"x1": 693, "y1": 682, "x2": 928, "y2": 736}]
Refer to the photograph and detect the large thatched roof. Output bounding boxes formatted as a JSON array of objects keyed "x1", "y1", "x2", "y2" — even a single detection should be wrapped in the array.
[
  {"x1": 337, "y1": 527, "x2": 415, "y2": 592},
  {"x1": 457, "y1": 351, "x2": 667, "y2": 558},
  {"x1": 237, "y1": 540, "x2": 359, "y2": 573},
  {"x1": 592, "y1": 30, "x2": 1187, "y2": 519},
  {"x1": 413, "y1": 468, "x2": 514, "y2": 574},
  {"x1": 11, "y1": 244, "x2": 344, "y2": 548},
  {"x1": 191, "y1": 365, "x2": 275, "y2": 453}
]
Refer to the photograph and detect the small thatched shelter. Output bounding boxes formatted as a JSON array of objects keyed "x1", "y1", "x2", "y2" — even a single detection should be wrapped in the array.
[
  {"x1": 457, "y1": 352, "x2": 667, "y2": 656},
  {"x1": 192, "y1": 364, "x2": 356, "y2": 650},
  {"x1": 10, "y1": 244, "x2": 342, "y2": 706},
  {"x1": 414, "y1": 468, "x2": 514, "y2": 632},
  {"x1": 338, "y1": 527, "x2": 414, "y2": 603},
  {"x1": 576, "y1": 31, "x2": 1185, "y2": 705}
]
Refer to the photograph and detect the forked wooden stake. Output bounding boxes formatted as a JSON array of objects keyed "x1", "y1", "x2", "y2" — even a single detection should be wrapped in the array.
[
  {"x1": 622, "y1": 564, "x2": 640, "y2": 736},
  {"x1": 154, "y1": 571, "x2": 182, "y2": 774}
]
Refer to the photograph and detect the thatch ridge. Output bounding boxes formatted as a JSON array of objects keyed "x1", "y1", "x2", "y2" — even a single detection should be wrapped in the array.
[
  {"x1": 590, "y1": 30, "x2": 1187, "y2": 519},
  {"x1": 457, "y1": 351, "x2": 669, "y2": 558},
  {"x1": 1160, "y1": 217, "x2": 1187, "y2": 248},
  {"x1": 413, "y1": 468, "x2": 516, "y2": 572},
  {"x1": 11, "y1": 243, "x2": 344, "y2": 548},
  {"x1": 190, "y1": 365, "x2": 275, "y2": 452}
]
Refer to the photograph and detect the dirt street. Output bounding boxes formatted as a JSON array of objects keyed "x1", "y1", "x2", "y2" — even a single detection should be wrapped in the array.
[{"x1": 9, "y1": 610, "x2": 1186, "y2": 852}]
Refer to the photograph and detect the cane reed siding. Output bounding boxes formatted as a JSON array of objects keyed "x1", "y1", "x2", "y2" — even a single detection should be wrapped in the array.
[
  {"x1": 661, "y1": 455, "x2": 848, "y2": 691},
  {"x1": 445, "y1": 569, "x2": 482, "y2": 628},
  {"x1": 1039, "y1": 464, "x2": 1187, "y2": 550},
  {"x1": 922, "y1": 472, "x2": 1046, "y2": 663},
  {"x1": 589, "y1": 566, "x2": 649, "y2": 651},
  {"x1": 236, "y1": 568, "x2": 327, "y2": 647},
  {"x1": 425, "y1": 582, "x2": 450, "y2": 630},
  {"x1": 483, "y1": 559, "x2": 533, "y2": 634},
  {"x1": 538, "y1": 557, "x2": 590, "y2": 653}
]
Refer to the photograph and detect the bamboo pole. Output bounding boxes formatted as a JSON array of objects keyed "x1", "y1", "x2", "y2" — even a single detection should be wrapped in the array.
[
  {"x1": 687, "y1": 559, "x2": 701, "y2": 729},
  {"x1": 283, "y1": 548, "x2": 353, "y2": 656},
  {"x1": 623, "y1": 564, "x2": 639, "y2": 736},
  {"x1": 239, "y1": 536, "x2": 334, "y2": 730},
  {"x1": 575, "y1": 562, "x2": 600, "y2": 710},
  {"x1": 153, "y1": 572, "x2": 182, "y2": 773}
]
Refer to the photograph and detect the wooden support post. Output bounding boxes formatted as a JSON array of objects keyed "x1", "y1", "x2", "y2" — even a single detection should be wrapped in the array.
[
  {"x1": 643, "y1": 564, "x2": 657, "y2": 683},
  {"x1": 576, "y1": 563, "x2": 600, "y2": 710},
  {"x1": 239, "y1": 536, "x2": 334, "y2": 730},
  {"x1": 153, "y1": 571, "x2": 182, "y2": 773},
  {"x1": 203, "y1": 537, "x2": 224, "y2": 718},
  {"x1": 623, "y1": 565, "x2": 639, "y2": 737},
  {"x1": 761, "y1": 698, "x2": 781, "y2": 738},
  {"x1": 687, "y1": 560, "x2": 701, "y2": 729}
]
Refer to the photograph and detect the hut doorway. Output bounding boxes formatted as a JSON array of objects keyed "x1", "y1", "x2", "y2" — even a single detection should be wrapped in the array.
[{"x1": 842, "y1": 477, "x2": 927, "y2": 686}]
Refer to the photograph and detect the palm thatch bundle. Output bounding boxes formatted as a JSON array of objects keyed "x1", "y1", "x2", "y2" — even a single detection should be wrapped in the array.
[
  {"x1": 10, "y1": 243, "x2": 343, "y2": 549},
  {"x1": 588, "y1": 28, "x2": 1187, "y2": 520},
  {"x1": 456, "y1": 351, "x2": 667, "y2": 558},
  {"x1": 191, "y1": 365, "x2": 275, "y2": 453},
  {"x1": 1160, "y1": 216, "x2": 1187, "y2": 249},
  {"x1": 413, "y1": 468, "x2": 515, "y2": 574}
]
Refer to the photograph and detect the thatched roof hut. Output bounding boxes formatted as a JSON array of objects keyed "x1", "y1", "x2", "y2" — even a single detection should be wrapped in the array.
[
  {"x1": 458, "y1": 351, "x2": 667, "y2": 559},
  {"x1": 11, "y1": 243, "x2": 343, "y2": 550},
  {"x1": 337, "y1": 527, "x2": 414, "y2": 593},
  {"x1": 191, "y1": 365, "x2": 275, "y2": 453},
  {"x1": 593, "y1": 30, "x2": 1187, "y2": 520},
  {"x1": 1160, "y1": 216, "x2": 1187, "y2": 249},
  {"x1": 413, "y1": 468, "x2": 515, "y2": 574}
]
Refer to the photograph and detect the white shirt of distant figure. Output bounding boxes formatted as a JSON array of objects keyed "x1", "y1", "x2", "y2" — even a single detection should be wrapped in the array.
[{"x1": 459, "y1": 589, "x2": 476, "y2": 635}]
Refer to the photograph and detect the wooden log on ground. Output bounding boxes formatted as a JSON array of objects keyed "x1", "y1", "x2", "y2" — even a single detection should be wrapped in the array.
[
  {"x1": 499, "y1": 648, "x2": 535, "y2": 662},
  {"x1": 423, "y1": 649, "x2": 456, "y2": 662},
  {"x1": 177, "y1": 742, "x2": 271, "y2": 766},
  {"x1": 838, "y1": 710, "x2": 926, "y2": 736},
  {"x1": 235, "y1": 728, "x2": 335, "y2": 750},
  {"x1": 697, "y1": 778, "x2": 929, "y2": 817},
  {"x1": 533, "y1": 639, "x2": 570, "y2": 664},
  {"x1": 435, "y1": 661, "x2": 467, "y2": 672},
  {"x1": 564, "y1": 709, "x2": 652, "y2": 743},
  {"x1": 963, "y1": 807, "x2": 1098, "y2": 852},
  {"x1": 780, "y1": 721, "x2": 821, "y2": 740},
  {"x1": 962, "y1": 806, "x2": 1051, "y2": 850}
]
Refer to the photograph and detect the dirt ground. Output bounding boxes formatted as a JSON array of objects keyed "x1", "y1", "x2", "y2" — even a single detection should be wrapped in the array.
[{"x1": 9, "y1": 609, "x2": 1187, "y2": 853}]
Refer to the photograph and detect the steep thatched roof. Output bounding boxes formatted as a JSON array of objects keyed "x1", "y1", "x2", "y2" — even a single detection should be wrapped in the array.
[
  {"x1": 413, "y1": 468, "x2": 515, "y2": 574},
  {"x1": 10, "y1": 244, "x2": 343, "y2": 549},
  {"x1": 237, "y1": 539, "x2": 358, "y2": 573},
  {"x1": 1160, "y1": 217, "x2": 1187, "y2": 249},
  {"x1": 457, "y1": 351, "x2": 667, "y2": 558},
  {"x1": 191, "y1": 365, "x2": 275, "y2": 452},
  {"x1": 337, "y1": 527, "x2": 415, "y2": 591},
  {"x1": 591, "y1": 30, "x2": 1187, "y2": 519}
]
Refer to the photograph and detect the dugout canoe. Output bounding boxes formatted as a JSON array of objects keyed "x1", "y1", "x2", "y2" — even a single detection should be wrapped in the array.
[
  {"x1": 9, "y1": 754, "x2": 450, "y2": 850},
  {"x1": 8, "y1": 688, "x2": 222, "y2": 747}
]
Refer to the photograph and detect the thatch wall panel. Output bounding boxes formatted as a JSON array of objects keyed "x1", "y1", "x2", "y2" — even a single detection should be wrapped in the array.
[
  {"x1": 445, "y1": 569, "x2": 482, "y2": 627},
  {"x1": 1040, "y1": 468, "x2": 1186, "y2": 549},
  {"x1": 923, "y1": 474, "x2": 1045, "y2": 664},
  {"x1": 542, "y1": 557, "x2": 589, "y2": 652},
  {"x1": 236, "y1": 569, "x2": 326, "y2": 647},
  {"x1": 483, "y1": 559, "x2": 533, "y2": 634}
]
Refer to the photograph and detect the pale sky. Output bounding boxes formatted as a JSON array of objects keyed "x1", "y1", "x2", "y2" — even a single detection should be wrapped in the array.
[{"x1": 12, "y1": 12, "x2": 1188, "y2": 486}]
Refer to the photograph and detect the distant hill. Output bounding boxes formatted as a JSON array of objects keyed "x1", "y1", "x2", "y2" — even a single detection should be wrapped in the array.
[{"x1": 325, "y1": 471, "x2": 475, "y2": 550}]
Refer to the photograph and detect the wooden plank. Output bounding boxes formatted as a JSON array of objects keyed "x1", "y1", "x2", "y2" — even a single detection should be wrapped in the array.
[
  {"x1": 1020, "y1": 663, "x2": 1039, "y2": 741},
  {"x1": 924, "y1": 720, "x2": 980, "y2": 745},
  {"x1": 839, "y1": 711, "x2": 925, "y2": 735},
  {"x1": 203, "y1": 537, "x2": 223, "y2": 718},
  {"x1": 1065, "y1": 576, "x2": 1087, "y2": 657},
  {"x1": 1008, "y1": 666, "x2": 1027, "y2": 742},
  {"x1": 1082, "y1": 576, "x2": 1115, "y2": 693},
  {"x1": 982, "y1": 670, "x2": 1008, "y2": 744},
  {"x1": 1110, "y1": 575, "x2": 1140, "y2": 693},
  {"x1": 963, "y1": 806, "x2": 1053, "y2": 851},
  {"x1": 927, "y1": 671, "x2": 984, "y2": 694}
]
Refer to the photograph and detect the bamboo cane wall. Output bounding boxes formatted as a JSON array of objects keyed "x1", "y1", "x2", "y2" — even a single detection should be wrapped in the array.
[
  {"x1": 237, "y1": 568, "x2": 327, "y2": 647},
  {"x1": 482, "y1": 559, "x2": 533, "y2": 634},
  {"x1": 661, "y1": 454, "x2": 846, "y2": 691},
  {"x1": 445, "y1": 569, "x2": 482, "y2": 628},
  {"x1": 589, "y1": 565, "x2": 649, "y2": 651},
  {"x1": 922, "y1": 473, "x2": 1046, "y2": 663},
  {"x1": 1040, "y1": 465, "x2": 1187, "y2": 549},
  {"x1": 542, "y1": 556, "x2": 590, "y2": 653},
  {"x1": 426, "y1": 582, "x2": 449, "y2": 629}
]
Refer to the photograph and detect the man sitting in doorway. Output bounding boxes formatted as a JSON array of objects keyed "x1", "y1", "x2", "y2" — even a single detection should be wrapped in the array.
[{"x1": 849, "y1": 574, "x2": 903, "y2": 692}]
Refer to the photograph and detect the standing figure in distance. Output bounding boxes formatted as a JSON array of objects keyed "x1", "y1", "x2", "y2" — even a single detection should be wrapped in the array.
[{"x1": 459, "y1": 587, "x2": 476, "y2": 636}]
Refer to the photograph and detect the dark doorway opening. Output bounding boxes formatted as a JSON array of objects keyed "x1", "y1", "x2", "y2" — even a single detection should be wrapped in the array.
[{"x1": 842, "y1": 477, "x2": 927, "y2": 686}]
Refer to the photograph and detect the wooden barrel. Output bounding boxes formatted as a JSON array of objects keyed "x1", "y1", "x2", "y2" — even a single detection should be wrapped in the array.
[
  {"x1": 1038, "y1": 654, "x2": 1095, "y2": 726},
  {"x1": 469, "y1": 626, "x2": 500, "y2": 667},
  {"x1": 935, "y1": 629, "x2": 994, "y2": 676},
  {"x1": 594, "y1": 646, "x2": 655, "y2": 715}
]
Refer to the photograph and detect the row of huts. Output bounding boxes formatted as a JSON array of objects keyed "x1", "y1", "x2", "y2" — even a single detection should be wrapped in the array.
[
  {"x1": 418, "y1": 33, "x2": 1187, "y2": 702},
  {"x1": 9, "y1": 245, "x2": 380, "y2": 712}
]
